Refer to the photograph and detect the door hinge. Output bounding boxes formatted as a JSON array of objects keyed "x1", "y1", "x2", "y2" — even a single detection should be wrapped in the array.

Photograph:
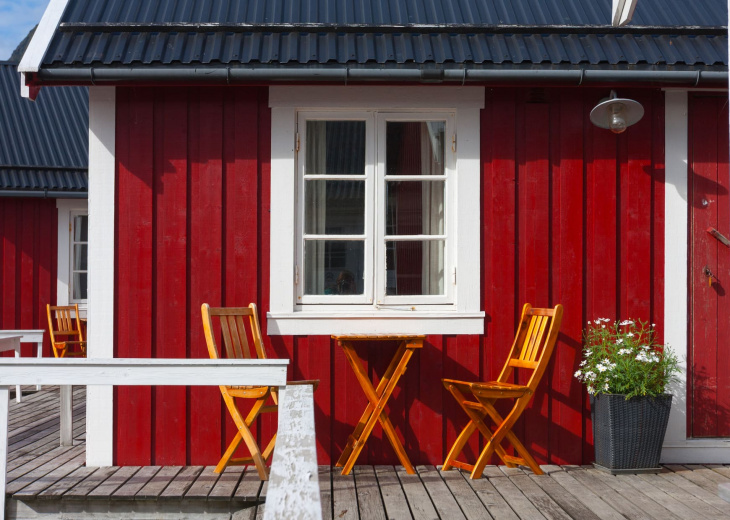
[
  {"x1": 451, "y1": 133, "x2": 457, "y2": 153},
  {"x1": 295, "y1": 265, "x2": 299, "y2": 285},
  {"x1": 295, "y1": 132, "x2": 300, "y2": 153},
  {"x1": 453, "y1": 267, "x2": 457, "y2": 285}
]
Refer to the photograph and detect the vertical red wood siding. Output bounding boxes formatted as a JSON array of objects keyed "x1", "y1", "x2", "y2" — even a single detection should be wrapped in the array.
[
  {"x1": 689, "y1": 94, "x2": 730, "y2": 437},
  {"x1": 0, "y1": 198, "x2": 57, "y2": 357},
  {"x1": 114, "y1": 86, "x2": 666, "y2": 466}
]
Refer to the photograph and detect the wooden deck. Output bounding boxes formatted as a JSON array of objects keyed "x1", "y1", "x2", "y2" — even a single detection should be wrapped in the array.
[{"x1": 5, "y1": 387, "x2": 730, "y2": 519}]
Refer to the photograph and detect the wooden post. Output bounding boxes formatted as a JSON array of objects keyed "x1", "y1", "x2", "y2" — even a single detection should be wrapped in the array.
[
  {"x1": 60, "y1": 385, "x2": 73, "y2": 446},
  {"x1": 0, "y1": 387, "x2": 8, "y2": 519},
  {"x1": 264, "y1": 385, "x2": 322, "y2": 520}
]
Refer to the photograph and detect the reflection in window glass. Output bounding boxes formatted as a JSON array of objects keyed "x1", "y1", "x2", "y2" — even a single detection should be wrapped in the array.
[
  {"x1": 305, "y1": 180, "x2": 365, "y2": 235},
  {"x1": 386, "y1": 121, "x2": 444, "y2": 176},
  {"x1": 386, "y1": 181, "x2": 444, "y2": 236},
  {"x1": 385, "y1": 240, "x2": 444, "y2": 296},
  {"x1": 304, "y1": 240, "x2": 364, "y2": 295},
  {"x1": 306, "y1": 121, "x2": 365, "y2": 175}
]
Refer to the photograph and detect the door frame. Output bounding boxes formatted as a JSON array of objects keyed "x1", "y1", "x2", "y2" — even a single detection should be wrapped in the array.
[{"x1": 662, "y1": 89, "x2": 730, "y2": 463}]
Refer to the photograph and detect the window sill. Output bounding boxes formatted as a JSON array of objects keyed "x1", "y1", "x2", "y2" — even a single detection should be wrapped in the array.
[{"x1": 266, "y1": 311, "x2": 485, "y2": 336}]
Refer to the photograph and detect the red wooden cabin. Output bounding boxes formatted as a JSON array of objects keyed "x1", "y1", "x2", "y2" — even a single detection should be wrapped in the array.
[{"x1": 16, "y1": 0, "x2": 730, "y2": 468}]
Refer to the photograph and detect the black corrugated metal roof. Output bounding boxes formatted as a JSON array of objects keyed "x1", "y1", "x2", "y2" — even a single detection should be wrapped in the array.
[
  {"x1": 36, "y1": 0, "x2": 728, "y2": 72},
  {"x1": 0, "y1": 63, "x2": 88, "y2": 195},
  {"x1": 55, "y1": 0, "x2": 727, "y2": 27}
]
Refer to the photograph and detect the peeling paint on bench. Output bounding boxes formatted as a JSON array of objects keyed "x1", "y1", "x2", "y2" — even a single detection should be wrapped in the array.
[{"x1": 264, "y1": 385, "x2": 321, "y2": 520}]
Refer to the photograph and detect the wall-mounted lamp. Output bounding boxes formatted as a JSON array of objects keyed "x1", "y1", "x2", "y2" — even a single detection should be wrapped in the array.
[{"x1": 589, "y1": 91, "x2": 644, "y2": 134}]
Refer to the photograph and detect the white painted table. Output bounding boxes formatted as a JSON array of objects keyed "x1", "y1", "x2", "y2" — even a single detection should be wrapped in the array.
[
  {"x1": 0, "y1": 337, "x2": 22, "y2": 404},
  {"x1": 0, "y1": 358, "x2": 290, "y2": 520},
  {"x1": 0, "y1": 330, "x2": 44, "y2": 394}
]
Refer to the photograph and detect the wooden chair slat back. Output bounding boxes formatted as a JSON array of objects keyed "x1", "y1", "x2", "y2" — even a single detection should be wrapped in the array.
[
  {"x1": 201, "y1": 304, "x2": 267, "y2": 361},
  {"x1": 501, "y1": 304, "x2": 564, "y2": 389},
  {"x1": 47, "y1": 304, "x2": 83, "y2": 343}
]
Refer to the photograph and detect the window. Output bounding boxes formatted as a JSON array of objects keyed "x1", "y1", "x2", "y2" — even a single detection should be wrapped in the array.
[
  {"x1": 70, "y1": 212, "x2": 88, "y2": 301},
  {"x1": 269, "y1": 87, "x2": 484, "y2": 335},
  {"x1": 56, "y1": 200, "x2": 88, "y2": 311},
  {"x1": 297, "y1": 113, "x2": 454, "y2": 307}
]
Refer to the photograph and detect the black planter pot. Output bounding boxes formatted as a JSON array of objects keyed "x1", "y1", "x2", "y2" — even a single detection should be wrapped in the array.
[{"x1": 590, "y1": 393, "x2": 672, "y2": 474}]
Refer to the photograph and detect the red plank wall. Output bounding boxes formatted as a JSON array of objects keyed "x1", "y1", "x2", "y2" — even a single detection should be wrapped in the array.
[
  {"x1": 114, "y1": 86, "x2": 665, "y2": 466},
  {"x1": 0, "y1": 197, "x2": 57, "y2": 357}
]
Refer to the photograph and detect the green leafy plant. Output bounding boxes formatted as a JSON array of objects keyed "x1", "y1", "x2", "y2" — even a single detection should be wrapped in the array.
[{"x1": 574, "y1": 318, "x2": 680, "y2": 399}]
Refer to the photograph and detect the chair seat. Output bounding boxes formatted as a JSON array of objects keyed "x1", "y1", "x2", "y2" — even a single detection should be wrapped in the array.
[{"x1": 443, "y1": 379, "x2": 531, "y2": 399}]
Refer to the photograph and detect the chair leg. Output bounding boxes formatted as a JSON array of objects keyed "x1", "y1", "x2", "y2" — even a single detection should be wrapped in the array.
[
  {"x1": 442, "y1": 420, "x2": 478, "y2": 471},
  {"x1": 221, "y1": 393, "x2": 269, "y2": 480},
  {"x1": 215, "y1": 431, "x2": 243, "y2": 473}
]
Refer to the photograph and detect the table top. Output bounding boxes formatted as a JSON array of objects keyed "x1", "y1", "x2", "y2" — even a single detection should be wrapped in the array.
[{"x1": 332, "y1": 334, "x2": 426, "y2": 341}]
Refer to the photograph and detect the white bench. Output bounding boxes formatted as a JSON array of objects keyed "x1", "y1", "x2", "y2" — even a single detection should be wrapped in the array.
[{"x1": 0, "y1": 358, "x2": 295, "y2": 520}]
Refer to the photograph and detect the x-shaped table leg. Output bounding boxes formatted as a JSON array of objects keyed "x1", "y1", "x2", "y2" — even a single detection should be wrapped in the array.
[{"x1": 336, "y1": 339, "x2": 420, "y2": 475}]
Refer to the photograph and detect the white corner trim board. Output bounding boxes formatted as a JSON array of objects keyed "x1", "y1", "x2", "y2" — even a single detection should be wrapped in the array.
[
  {"x1": 86, "y1": 86, "x2": 116, "y2": 466},
  {"x1": 18, "y1": 0, "x2": 69, "y2": 98}
]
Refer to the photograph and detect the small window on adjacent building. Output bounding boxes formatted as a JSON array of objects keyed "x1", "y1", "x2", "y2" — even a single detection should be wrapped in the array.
[{"x1": 70, "y1": 212, "x2": 88, "y2": 302}]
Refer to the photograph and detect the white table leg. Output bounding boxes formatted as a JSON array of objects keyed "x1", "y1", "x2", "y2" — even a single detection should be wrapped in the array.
[
  {"x1": 60, "y1": 385, "x2": 73, "y2": 447},
  {"x1": 35, "y1": 342, "x2": 42, "y2": 391},
  {"x1": 0, "y1": 386, "x2": 9, "y2": 520}
]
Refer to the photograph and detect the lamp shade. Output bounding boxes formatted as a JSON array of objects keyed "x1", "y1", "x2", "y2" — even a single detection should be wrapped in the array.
[{"x1": 590, "y1": 91, "x2": 644, "y2": 134}]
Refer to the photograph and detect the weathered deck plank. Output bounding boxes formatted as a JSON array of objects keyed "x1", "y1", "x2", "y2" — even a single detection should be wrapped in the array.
[
  {"x1": 374, "y1": 465, "x2": 412, "y2": 519},
  {"x1": 354, "y1": 465, "x2": 387, "y2": 520},
  {"x1": 332, "y1": 471, "x2": 359, "y2": 520},
  {"x1": 7, "y1": 388, "x2": 730, "y2": 520}
]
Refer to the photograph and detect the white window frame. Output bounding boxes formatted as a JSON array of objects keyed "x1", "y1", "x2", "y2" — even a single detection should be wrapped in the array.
[
  {"x1": 268, "y1": 86, "x2": 485, "y2": 335},
  {"x1": 56, "y1": 199, "x2": 88, "y2": 315}
]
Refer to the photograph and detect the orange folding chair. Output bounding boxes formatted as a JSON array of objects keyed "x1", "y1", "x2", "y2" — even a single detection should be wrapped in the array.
[
  {"x1": 46, "y1": 304, "x2": 87, "y2": 358},
  {"x1": 442, "y1": 303, "x2": 563, "y2": 479},
  {"x1": 201, "y1": 303, "x2": 318, "y2": 480}
]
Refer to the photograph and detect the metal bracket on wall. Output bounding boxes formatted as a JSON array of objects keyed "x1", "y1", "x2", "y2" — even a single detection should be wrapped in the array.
[{"x1": 706, "y1": 227, "x2": 730, "y2": 248}]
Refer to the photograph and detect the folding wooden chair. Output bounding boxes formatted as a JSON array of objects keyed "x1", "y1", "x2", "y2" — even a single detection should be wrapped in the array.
[
  {"x1": 46, "y1": 304, "x2": 86, "y2": 358},
  {"x1": 201, "y1": 303, "x2": 318, "y2": 480},
  {"x1": 442, "y1": 303, "x2": 563, "y2": 479}
]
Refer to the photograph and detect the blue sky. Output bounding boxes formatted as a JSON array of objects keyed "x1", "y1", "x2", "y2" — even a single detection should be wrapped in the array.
[{"x1": 0, "y1": 0, "x2": 48, "y2": 61}]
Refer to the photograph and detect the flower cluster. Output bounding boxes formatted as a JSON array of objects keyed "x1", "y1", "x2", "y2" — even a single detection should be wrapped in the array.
[{"x1": 574, "y1": 318, "x2": 680, "y2": 399}]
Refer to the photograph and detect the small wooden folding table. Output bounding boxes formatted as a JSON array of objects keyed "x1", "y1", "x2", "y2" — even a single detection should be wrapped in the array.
[{"x1": 332, "y1": 334, "x2": 424, "y2": 475}]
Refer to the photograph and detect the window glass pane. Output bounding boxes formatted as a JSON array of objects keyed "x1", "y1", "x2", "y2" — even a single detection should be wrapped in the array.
[
  {"x1": 73, "y1": 244, "x2": 88, "y2": 270},
  {"x1": 386, "y1": 181, "x2": 444, "y2": 236},
  {"x1": 73, "y1": 272, "x2": 87, "y2": 300},
  {"x1": 386, "y1": 121, "x2": 445, "y2": 176},
  {"x1": 385, "y1": 240, "x2": 444, "y2": 296},
  {"x1": 305, "y1": 180, "x2": 365, "y2": 235},
  {"x1": 73, "y1": 215, "x2": 88, "y2": 241},
  {"x1": 304, "y1": 240, "x2": 364, "y2": 295},
  {"x1": 306, "y1": 121, "x2": 365, "y2": 175}
]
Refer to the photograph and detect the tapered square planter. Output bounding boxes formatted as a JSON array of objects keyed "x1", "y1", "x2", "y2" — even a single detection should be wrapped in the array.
[{"x1": 590, "y1": 393, "x2": 672, "y2": 475}]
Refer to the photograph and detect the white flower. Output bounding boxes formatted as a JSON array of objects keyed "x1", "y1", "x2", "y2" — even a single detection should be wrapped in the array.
[
  {"x1": 626, "y1": 332, "x2": 634, "y2": 337},
  {"x1": 636, "y1": 352, "x2": 649, "y2": 362},
  {"x1": 603, "y1": 383, "x2": 610, "y2": 391},
  {"x1": 619, "y1": 320, "x2": 634, "y2": 326},
  {"x1": 597, "y1": 365, "x2": 608, "y2": 372},
  {"x1": 601, "y1": 325, "x2": 606, "y2": 329},
  {"x1": 579, "y1": 360, "x2": 587, "y2": 367},
  {"x1": 585, "y1": 371, "x2": 596, "y2": 381},
  {"x1": 574, "y1": 370, "x2": 582, "y2": 378},
  {"x1": 587, "y1": 385, "x2": 595, "y2": 395},
  {"x1": 651, "y1": 323, "x2": 656, "y2": 327},
  {"x1": 615, "y1": 338, "x2": 624, "y2": 345},
  {"x1": 618, "y1": 348, "x2": 631, "y2": 355}
]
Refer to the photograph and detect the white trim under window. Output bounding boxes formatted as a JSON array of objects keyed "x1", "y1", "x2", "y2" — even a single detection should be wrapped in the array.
[
  {"x1": 268, "y1": 86, "x2": 485, "y2": 335},
  {"x1": 56, "y1": 199, "x2": 88, "y2": 315}
]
